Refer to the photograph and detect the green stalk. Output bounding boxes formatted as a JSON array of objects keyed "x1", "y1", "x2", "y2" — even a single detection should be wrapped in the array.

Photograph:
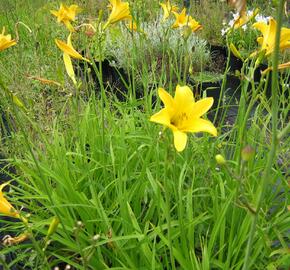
[
  {"x1": 213, "y1": 34, "x2": 231, "y2": 124},
  {"x1": 242, "y1": 1, "x2": 285, "y2": 269}
]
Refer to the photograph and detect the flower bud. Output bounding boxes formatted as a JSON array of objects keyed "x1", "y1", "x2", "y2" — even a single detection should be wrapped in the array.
[
  {"x1": 241, "y1": 145, "x2": 254, "y2": 161},
  {"x1": 47, "y1": 216, "x2": 60, "y2": 239},
  {"x1": 215, "y1": 154, "x2": 226, "y2": 165},
  {"x1": 230, "y1": 43, "x2": 244, "y2": 61}
]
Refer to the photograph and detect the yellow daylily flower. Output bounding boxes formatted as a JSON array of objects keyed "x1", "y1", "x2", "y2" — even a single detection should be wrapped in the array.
[
  {"x1": 50, "y1": 3, "x2": 81, "y2": 32},
  {"x1": 188, "y1": 17, "x2": 202, "y2": 32},
  {"x1": 160, "y1": 1, "x2": 178, "y2": 21},
  {"x1": 150, "y1": 85, "x2": 217, "y2": 152},
  {"x1": 0, "y1": 182, "x2": 20, "y2": 219},
  {"x1": 55, "y1": 34, "x2": 90, "y2": 84},
  {"x1": 0, "y1": 27, "x2": 16, "y2": 52},
  {"x1": 253, "y1": 18, "x2": 290, "y2": 56},
  {"x1": 172, "y1": 8, "x2": 188, "y2": 28},
  {"x1": 104, "y1": 0, "x2": 131, "y2": 29},
  {"x1": 233, "y1": 8, "x2": 259, "y2": 29},
  {"x1": 172, "y1": 9, "x2": 202, "y2": 32}
]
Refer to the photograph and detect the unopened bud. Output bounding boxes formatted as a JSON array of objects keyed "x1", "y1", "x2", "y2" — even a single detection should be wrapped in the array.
[
  {"x1": 189, "y1": 64, "x2": 193, "y2": 75},
  {"x1": 241, "y1": 145, "x2": 254, "y2": 161},
  {"x1": 230, "y1": 43, "x2": 244, "y2": 61},
  {"x1": 92, "y1": 234, "x2": 100, "y2": 242},
  {"x1": 76, "y1": 221, "x2": 83, "y2": 228},
  {"x1": 215, "y1": 154, "x2": 226, "y2": 165},
  {"x1": 47, "y1": 216, "x2": 60, "y2": 239}
]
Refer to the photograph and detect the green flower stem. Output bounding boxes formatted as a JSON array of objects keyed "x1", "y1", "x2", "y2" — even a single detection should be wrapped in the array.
[
  {"x1": 213, "y1": 34, "x2": 231, "y2": 124},
  {"x1": 89, "y1": 30, "x2": 106, "y2": 150},
  {"x1": 242, "y1": 0, "x2": 285, "y2": 269},
  {"x1": 235, "y1": 70, "x2": 267, "y2": 174}
]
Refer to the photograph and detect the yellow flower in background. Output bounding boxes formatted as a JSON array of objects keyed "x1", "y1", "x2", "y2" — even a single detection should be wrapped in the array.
[
  {"x1": 253, "y1": 18, "x2": 290, "y2": 56},
  {"x1": 104, "y1": 0, "x2": 131, "y2": 29},
  {"x1": 150, "y1": 85, "x2": 217, "y2": 152},
  {"x1": 233, "y1": 8, "x2": 259, "y2": 29},
  {"x1": 50, "y1": 3, "x2": 81, "y2": 32},
  {"x1": 160, "y1": 1, "x2": 178, "y2": 21},
  {"x1": 172, "y1": 8, "x2": 202, "y2": 32},
  {"x1": 55, "y1": 33, "x2": 90, "y2": 85},
  {"x1": 188, "y1": 17, "x2": 202, "y2": 32},
  {"x1": 0, "y1": 182, "x2": 20, "y2": 219},
  {"x1": 0, "y1": 27, "x2": 17, "y2": 52},
  {"x1": 172, "y1": 8, "x2": 188, "y2": 28}
]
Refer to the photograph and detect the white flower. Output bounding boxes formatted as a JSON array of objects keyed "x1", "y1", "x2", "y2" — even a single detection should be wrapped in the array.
[
  {"x1": 221, "y1": 28, "x2": 229, "y2": 36},
  {"x1": 255, "y1": 14, "x2": 271, "y2": 24},
  {"x1": 228, "y1": 19, "x2": 235, "y2": 28}
]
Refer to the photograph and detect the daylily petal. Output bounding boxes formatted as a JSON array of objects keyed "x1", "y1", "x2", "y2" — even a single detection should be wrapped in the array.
[
  {"x1": 50, "y1": 3, "x2": 81, "y2": 30},
  {"x1": 253, "y1": 21, "x2": 268, "y2": 36},
  {"x1": 104, "y1": 0, "x2": 131, "y2": 28},
  {"x1": 280, "y1": 41, "x2": 290, "y2": 50},
  {"x1": 63, "y1": 53, "x2": 77, "y2": 85},
  {"x1": 183, "y1": 118, "x2": 217, "y2": 136},
  {"x1": 150, "y1": 108, "x2": 171, "y2": 127},
  {"x1": 158, "y1": 87, "x2": 174, "y2": 108},
  {"x1": 160, "y1": 1, "x2": 178, "y2": 21},
  {"x1": 0, "y1": 28, "x2": 17, "y2": 52},
  {"x1": 173, "y1": 130, "x2": 187, "y2": 152},
  {"x1": 257, "y1": 36, "x2": 263, "y2": 45},
  {"x1": 0, "y1": 183, "x2": 19, "y2": 218},
  {"x1": 188, "y1": 97, "x2": 214, "y2": 119},
  {"x1": 55, "y1": 38, "x2": 83, "y2": 59},
  {"x1": 67, "y1": 5, "x2": 81, "y2": 20},
  {"x1": 174, "y1": 85, "x2": 194, "y2": 111},
  {"x1": 55, "y1": 34, "x2": 90, "y2": 62},
  {"x1": 0, "y1": 39, "x2": 17, "y2": 51}
]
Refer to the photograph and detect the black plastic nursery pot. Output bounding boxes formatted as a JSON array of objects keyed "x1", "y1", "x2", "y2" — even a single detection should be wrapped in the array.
[
  {"x1": 77, "y1": 58, "x2": 157, "y2": 106},
  {"x1": 77, "y1": 59, "x2": 129, "y2": 101},
  {"x1": 189, "y1": 74, "x2": 241, "y2": 124}
]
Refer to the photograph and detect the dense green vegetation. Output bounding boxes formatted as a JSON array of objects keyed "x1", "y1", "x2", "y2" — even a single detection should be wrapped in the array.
[{"x1": 0, "y1": 0, "x2": 289, "y2": 269}]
